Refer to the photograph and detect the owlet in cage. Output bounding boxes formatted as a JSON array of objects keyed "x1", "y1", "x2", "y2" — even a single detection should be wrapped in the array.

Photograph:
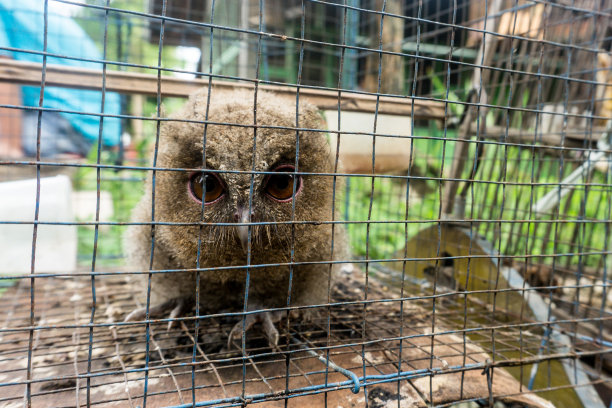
[{"x1": 124, "y1": 89, "x2": 347, "y2": 347}]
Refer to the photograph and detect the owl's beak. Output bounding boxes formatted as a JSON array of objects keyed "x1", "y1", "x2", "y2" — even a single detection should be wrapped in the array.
[{"x1": 235, "y1": 207, "x2": 252, "y2": 252}]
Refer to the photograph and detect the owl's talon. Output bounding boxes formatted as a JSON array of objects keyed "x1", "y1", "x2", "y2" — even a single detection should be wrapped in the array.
[
  {"x1": 124, "y1": 297, "x2": 192, "y2": 331},
  {"x1": 261, "y1": 312, "x2": 280, "y2": 346},
  {"x1": 228, "y1": 313, "x2": 259, "y2": 349},
  {"x1": 289, "y1": 307, "x2": 319, "y2": 323},
  {"x1": 227, "y1": 310, "x2": 283, "y2": 348},
  {"x1": 167, "y1": 298, "x2": 188, "y2": 331},
  {"x1": 124, "y1": 307, "x2": 146, "y2": 323}
]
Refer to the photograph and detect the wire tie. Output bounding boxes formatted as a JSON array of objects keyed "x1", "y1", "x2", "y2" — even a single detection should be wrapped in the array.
[{"x1": 481, "y1": 358, "x2": 492, "y2": 376}]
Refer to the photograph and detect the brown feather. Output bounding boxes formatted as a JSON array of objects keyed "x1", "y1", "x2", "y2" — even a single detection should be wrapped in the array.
[{"x1": 125, "y1": 89, "x2": 348, "y2": 315}]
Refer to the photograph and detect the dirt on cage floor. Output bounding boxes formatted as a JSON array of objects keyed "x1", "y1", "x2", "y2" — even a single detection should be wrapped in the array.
[{"x1": 0, "y1": 267, "x2": 601, "y2": 408}]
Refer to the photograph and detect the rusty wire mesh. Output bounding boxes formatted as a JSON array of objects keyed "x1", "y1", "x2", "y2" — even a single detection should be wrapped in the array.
[{"x1": 0, "y1": 0, "x2": 610, "y2": 407}]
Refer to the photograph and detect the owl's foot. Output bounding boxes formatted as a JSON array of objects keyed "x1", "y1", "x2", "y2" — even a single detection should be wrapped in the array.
[
  {"x1": 228, "y1": 310, "x2": 283, "y2": 348},
  {"x1": 124, "y1": 297, "x2": 192, "y2": 331},
  {"x1": 293, "y1": 307, "x2": 320, "y2": 323}
]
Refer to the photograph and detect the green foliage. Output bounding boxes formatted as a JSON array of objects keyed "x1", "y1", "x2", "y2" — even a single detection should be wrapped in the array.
[
  {"x1": 340, "y1": 127, "x2": 608, "y2": 269},
  {"x1": 74, "y1": 146, "x2": 144, "y2": 267},
  {"x1": 341, "y1": 176, "x2": 411, "y2": 260},
  {"x1": 340, "y1": 126, "x2": 449, "y2": 260},
  {"x1": 467, "y1": 145, "x2": 610, "y2": 268},
  {"x1": 428, "y1": 67, "x2": 464, "y2": 117}
]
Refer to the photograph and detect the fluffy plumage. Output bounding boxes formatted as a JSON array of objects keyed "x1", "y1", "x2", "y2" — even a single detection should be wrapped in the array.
[{"x1": 125, "y1": 89, "x2": 347, "y2": 345}]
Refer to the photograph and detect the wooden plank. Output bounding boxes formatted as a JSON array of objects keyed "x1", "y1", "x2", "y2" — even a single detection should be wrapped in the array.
[
  {"x1": 475, "y1": 125, "x2": 605, "y2": 146},
  {"x1": 0, "y1": 59, "x2": 446, "y2": 120},
  {"x1": 362, "y1": 0, "x2": 405, "y2": 94},
  {"x1": 441, "y1": 0, "x2": 502, "y2": 217}
]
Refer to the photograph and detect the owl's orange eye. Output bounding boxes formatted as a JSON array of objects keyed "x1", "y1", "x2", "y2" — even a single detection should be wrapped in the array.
[
  {"x1": 265, "y1": 165, "x2": 302, "y2": 202},
  {"x1": 189, "y1": 172, "x2": 224, "y2": 204}
]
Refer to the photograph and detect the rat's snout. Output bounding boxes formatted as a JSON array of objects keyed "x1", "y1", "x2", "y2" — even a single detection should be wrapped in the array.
[{"x1": 234, "y1": 206, "x2": 255, "y2": 252}]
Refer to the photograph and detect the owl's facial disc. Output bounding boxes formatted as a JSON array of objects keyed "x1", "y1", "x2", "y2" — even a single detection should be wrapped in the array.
[
  {"x1": 264, "y1": 165, "x2": 302, "y2": 202},
  {"x1": 188, "y1": 172, "x2": 225, "y2": 204}
]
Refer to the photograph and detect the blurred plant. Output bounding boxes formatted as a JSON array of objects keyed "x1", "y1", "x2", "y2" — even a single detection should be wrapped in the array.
[{"x1": 74, "y1": 144, "x2": 145, "y2": 267}]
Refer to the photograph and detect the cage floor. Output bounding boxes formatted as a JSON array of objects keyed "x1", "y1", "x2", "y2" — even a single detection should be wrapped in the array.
[{"x1": 0, "y1": 269, "x2": 605, "y2": 408}]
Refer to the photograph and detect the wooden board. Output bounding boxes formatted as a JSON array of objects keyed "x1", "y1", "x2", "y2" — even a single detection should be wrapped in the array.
[{"x1": 0, "y1": 59, "x2": 446, "y2": 120}]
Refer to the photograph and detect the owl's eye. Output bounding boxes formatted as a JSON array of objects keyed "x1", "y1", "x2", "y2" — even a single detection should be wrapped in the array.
[
  {"x1": 265, "y1": 165, "x2": 302, "y2": 202},
  {"x1": 189, "y1": 172, "x2": 224, "y2": 204}
]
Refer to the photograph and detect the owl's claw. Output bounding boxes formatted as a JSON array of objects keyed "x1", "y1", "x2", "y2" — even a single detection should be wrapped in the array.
[
  {"x1": 228, "y1": 310, "x2": 283, "y2": 349},
  {"x1": 124, "y1": 297, "x2": 191, "y2": 331},
  {"x1": 166, "y1": 298, "x2": 189, "y2": 330}
]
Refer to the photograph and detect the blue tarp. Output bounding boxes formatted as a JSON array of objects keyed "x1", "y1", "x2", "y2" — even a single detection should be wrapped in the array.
[{"x1": 0, "y1": 0, "x2": 121, "y2": 146}]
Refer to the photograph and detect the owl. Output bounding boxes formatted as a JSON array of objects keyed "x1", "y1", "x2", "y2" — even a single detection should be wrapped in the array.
[{"x1": 124, "y1": 89, "x2": 347, "y2": 346}]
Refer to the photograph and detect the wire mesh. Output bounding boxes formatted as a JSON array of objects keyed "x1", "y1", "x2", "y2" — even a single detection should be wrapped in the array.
[{"x1": 0, "y1": 0, "x2": 610, "y2": 407}]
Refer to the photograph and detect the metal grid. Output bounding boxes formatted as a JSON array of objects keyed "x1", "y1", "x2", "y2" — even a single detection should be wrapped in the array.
[
  {"x1": 0, "y1": 0, "x2": 610, "y2": 407},
  {"x1": 2, "y1": 270, "x2": 600, "y2": 407}
]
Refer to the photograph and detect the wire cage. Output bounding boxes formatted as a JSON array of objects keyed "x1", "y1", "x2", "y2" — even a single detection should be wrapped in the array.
[{"x1": 0, "y1": 0, "x2": 610, "y2": 407}]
